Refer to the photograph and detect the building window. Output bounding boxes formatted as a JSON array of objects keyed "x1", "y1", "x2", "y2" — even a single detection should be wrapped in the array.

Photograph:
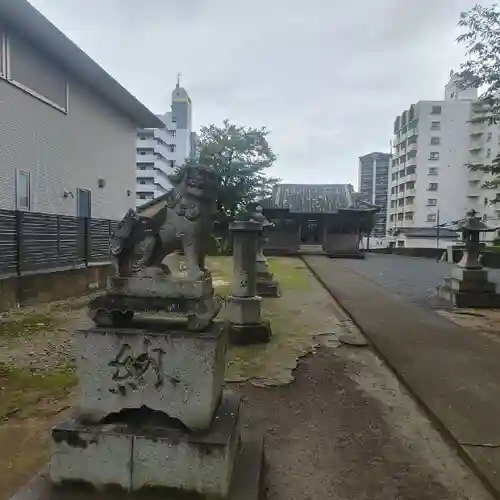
[
  {"x1": 431, "y1": 105, "x2": 442, "y2": 114},
  {"x1": 431, "y1": 121, "x2": 441, "y2": 130},
  {"x1": 397, "y1": 241, "x2": 405, "y2": 247},
  {"x1": 16, "y1": 170, "x2": 31, "y2": 210},
  {"x1": 429, "y1": 152, "x2": 440, "y2": 160},
  {"x1": 426, "y1": 214, "x2": 437, "y2": 222},
  {"x1": 428, "y1": 183, "x2": 438, "y2": 191},
  {"x1": 430, "y1": 137, "x2": 441, "y2": 145},
  {"x1": 487, "y1": 148, "x2": 491, "y2": 158},
  {"x1": 487, "y1": 132, "x2": 492, "y2": 142},
  {"x1": 406, "y1": 166, "x2": 416, "y2": 175},
  {"x1": 6, "y1": 33, "x2": 68, "y2": 112},
  {"x1": 428, "y1": 167, "x2": 438, "y2": 175},
  {"x1": 169, "y1": 160, "x2": 176, "y2": 168},
  {"x1": 427, "y1": 198, "x2": 437, "y2": 206},
  {"x1": 405, "y1": 213, "x2": 414, "y2": 221},
  {"x1": 169, "y1": 145, "x2": 176, "y2": 152},
  {"x1": 0, "y1": 29, "x2": 4, "y2": 77}
]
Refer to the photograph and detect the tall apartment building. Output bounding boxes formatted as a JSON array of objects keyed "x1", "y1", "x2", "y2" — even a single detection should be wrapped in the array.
[
  {"x1": 465, "y1": 100, "x2": 500, "y2": 238},
  {"x1": 136, "y1": 81, "x2": 194, "y2": 205},
  {"x1": 358, "y1": 152, "x2": 390, "y2": 237},
  {"x1": 387, "y1": 73, "x2": 477, "y2": 238}
]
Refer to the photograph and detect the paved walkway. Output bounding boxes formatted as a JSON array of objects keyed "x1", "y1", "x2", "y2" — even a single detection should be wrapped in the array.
[
  {"x1": 304, "y1": 255, "x2": 500, "y2": 498},
  {"x1": 330, "y1": 253, "x2": 500, "y2": 311}
]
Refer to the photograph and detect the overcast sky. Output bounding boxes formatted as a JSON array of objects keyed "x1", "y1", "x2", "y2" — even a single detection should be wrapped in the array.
[{"x1": 30, "y1": 0, "x2": 487, "y2": 187}]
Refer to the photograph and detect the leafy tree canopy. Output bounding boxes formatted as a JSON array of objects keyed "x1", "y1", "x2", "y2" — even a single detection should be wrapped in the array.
[
  {"x1": 189, "y1": 119, "x2": 279, "y2": 220},
  {"x1": 457, "y1": 4, "x2": 500, "y2": 199}
]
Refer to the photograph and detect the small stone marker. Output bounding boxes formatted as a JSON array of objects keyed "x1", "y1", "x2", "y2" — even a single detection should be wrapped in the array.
[
  {"x1": 227, "y1": 220, "x2": 272, "y2": 345},
  {"x1": 248, "y1": 204, "x2": 281, "y2": 297},
  {"x1": 438, "y1": 209, "x2": 500, "y2": 308}
]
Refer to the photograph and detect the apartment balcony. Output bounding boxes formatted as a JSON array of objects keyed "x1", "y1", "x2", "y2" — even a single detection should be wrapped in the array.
[
  {"x1": 404, "y1": 189, "x2": 416, "y2": 197},
  {"x1": 137, "y1": 139, "x2": 156, "y2": 149},
  {"x1": 405, "y1": 173, "x2": 417, "y2": 183},
  {"x1": 407, "y1": 141, "x2": 417, "y2": 151},
  {"x1": 406, "y1": 156, "x2": 417, "y2": 167},
  {"x1": 136, "y1": 154, "x2": 157, "y2": 163},
  {"x1": 469, "y1": 143, "x2": 483, "y2": 152}
]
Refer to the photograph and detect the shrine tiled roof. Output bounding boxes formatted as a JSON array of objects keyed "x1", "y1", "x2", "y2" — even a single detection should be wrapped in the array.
[{"x1": 260, "y1": 184, "x2": 379, "y2": 214}]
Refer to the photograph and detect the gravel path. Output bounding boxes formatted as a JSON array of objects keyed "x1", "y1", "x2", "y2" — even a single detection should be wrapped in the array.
[{"x1": 334, "y1": 254, "x2": 500, "y2": 310}]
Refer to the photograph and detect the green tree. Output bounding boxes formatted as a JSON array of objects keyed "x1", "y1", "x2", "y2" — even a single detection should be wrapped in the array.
[
  {"x1": 191, "y1": 119, "x2": 279, "y2": 219},
  {"x1": 457, "y1": 4, "x2": 500, "y2": 201}
]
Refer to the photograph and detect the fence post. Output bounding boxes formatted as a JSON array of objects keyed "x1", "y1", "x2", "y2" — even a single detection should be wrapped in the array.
[
  {"x1": 84, "y1": 217, "x2": 90, "y2": 266},
  {"x1": 15, "y1": 211, "x2": 23, "y2": 276},
  {"x1": 56, "y1": 215, "x2": 61, "y2": 261}
]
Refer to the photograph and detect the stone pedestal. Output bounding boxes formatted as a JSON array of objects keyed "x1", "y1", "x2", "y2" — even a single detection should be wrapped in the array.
[
  {"x1": 227, "y1": 221, "x2": 272, "y2": 345},
  {"x1": 50, "y1": 392, "x2": 241, "y2": 497},
  {"x1": 41, "y1": 319, "x2": 265, "y2": 499},
  {"x1": 256, "y1": 261, "x2": 280, "y2": 297},
  {"x1": 438, "y1": 266, "x2": 500, "y2": 307},
  {"x1": 74, "y1": 323, "x2": 227, "y2": 430}
]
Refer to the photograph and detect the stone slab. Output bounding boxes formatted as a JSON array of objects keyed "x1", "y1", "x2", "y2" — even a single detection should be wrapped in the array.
[
  {"x1": 49, "y1": 392, "x2": 241, "y2": 498},
  {"x1": 451, "y1": 267, "x2": 489, "y2": 282},
  {"x1": 256, "y1": 280, "x2": 280, "y2": 298},
  {"x1": 226, "y1": 296, "x2": 262, "y2": 325},
  {"x1": 108, "y1": 276, "x2": 213, "y2": 299},
  {"x1": 74, "y1": 321, "x2": 227, "y2": 430},
  {"x1": 227, "y1": 320, "x2": 272, "y2": 346},
  {"x1": 442, "y1": 277, "x2": 496, "y2": 293},
  {"x1": 11, "y1": 430, "x2": 264, "y2": 500},
  {"x1": 438, "y1": 285, "x2": 500, "y2": 308}
]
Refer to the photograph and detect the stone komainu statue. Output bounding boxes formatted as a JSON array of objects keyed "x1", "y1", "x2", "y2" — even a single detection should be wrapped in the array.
[{"x1": 110, "y1": 164, "x2": 219, "y2": 280}]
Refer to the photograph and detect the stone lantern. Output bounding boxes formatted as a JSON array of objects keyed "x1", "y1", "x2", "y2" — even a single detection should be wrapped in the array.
[
  {"x1": 247, "y1": 204, "x2": 280, "y2": 297},
  {"x1": 226, "y1": 221, "x2": 272, "y2": 345},
  {"x1": 438, "y1": 209, "x2": 500, "y2": 307}
]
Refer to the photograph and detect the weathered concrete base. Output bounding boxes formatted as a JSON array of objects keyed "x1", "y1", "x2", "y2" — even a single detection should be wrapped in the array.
[
  {"x1": 11, "y1": 430, "x2": 265, "y2": 500},
  {"x1": 227, "y1": 320, "x2": 272, "y2": 346},
  {"x1": 226, "y1": 296, "x2": 262, "y2": 324},
  {"x1": 74, "y1": 321, "x2": 227, "y2": 431},
  {"x1": 438, "y1": 266, "x2": 500, "y2": 308},
  {"x1": 437, "y1": 285, "x2": 500, "y2": 308},
  {"x1": 256, "y1": 279, "x2": 280, "y2": 297},
  {"x1": 48, "y1": 392, "x2": 242, "y2": 498}
]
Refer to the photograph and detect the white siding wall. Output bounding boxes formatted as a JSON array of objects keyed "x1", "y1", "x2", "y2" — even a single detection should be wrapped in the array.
[{"x1": 0, "y1": 30, "x2": 137, "y2": 220}]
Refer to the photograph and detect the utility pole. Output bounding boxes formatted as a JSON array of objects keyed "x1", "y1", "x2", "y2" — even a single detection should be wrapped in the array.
[{"x1": 436, "y1": 209, "x2": 440, "y2": 262}]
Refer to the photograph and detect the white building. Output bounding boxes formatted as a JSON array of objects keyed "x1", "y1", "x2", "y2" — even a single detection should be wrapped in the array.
[
  {"x1": 464, "y1": 98, "x2": 500, "y2": 239},
  {"x1": 0, "y1": 0, "x2": 162, "y2": 221},
  {"x1": 136, "y1": 81, "x2": 194, "y2": 205},
  {"x1": 387, "y1": 74, "x2": 478, "y2": 243}
]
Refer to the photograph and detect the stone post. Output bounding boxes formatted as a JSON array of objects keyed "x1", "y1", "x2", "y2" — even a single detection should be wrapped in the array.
[
  {"x1": 256, "y1": 227, "x2": 280, "y2": 297},
  {"x1": 227, "y1": 221, "x2": 272, "y2": 345}
]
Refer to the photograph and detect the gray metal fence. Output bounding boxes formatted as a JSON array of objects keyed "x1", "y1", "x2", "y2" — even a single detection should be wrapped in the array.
[{"x1": 0, "y1": 209, "x2": 118, "y2": 276}]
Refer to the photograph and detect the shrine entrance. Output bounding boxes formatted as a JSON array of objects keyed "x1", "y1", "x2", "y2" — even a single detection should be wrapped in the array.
[{"x1": 300, "y1": 219, "x2": 322, "y2": 244}]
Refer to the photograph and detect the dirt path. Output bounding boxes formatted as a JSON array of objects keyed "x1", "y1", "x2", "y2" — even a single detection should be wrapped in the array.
[{"x1": 239, "y1": 345, "x2": 493, "y2": 500}]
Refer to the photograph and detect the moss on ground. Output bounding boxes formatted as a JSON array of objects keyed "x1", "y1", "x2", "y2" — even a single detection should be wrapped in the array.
[
  {"x1": 207, "y1": 256, "x2": 339, "y2": 386},
  {"x1": 0, "y1": 313, "x2": 59, "y2": 337},
  {"x1": 0, "y1": 362, "x2": 76, "y2": 421}
]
